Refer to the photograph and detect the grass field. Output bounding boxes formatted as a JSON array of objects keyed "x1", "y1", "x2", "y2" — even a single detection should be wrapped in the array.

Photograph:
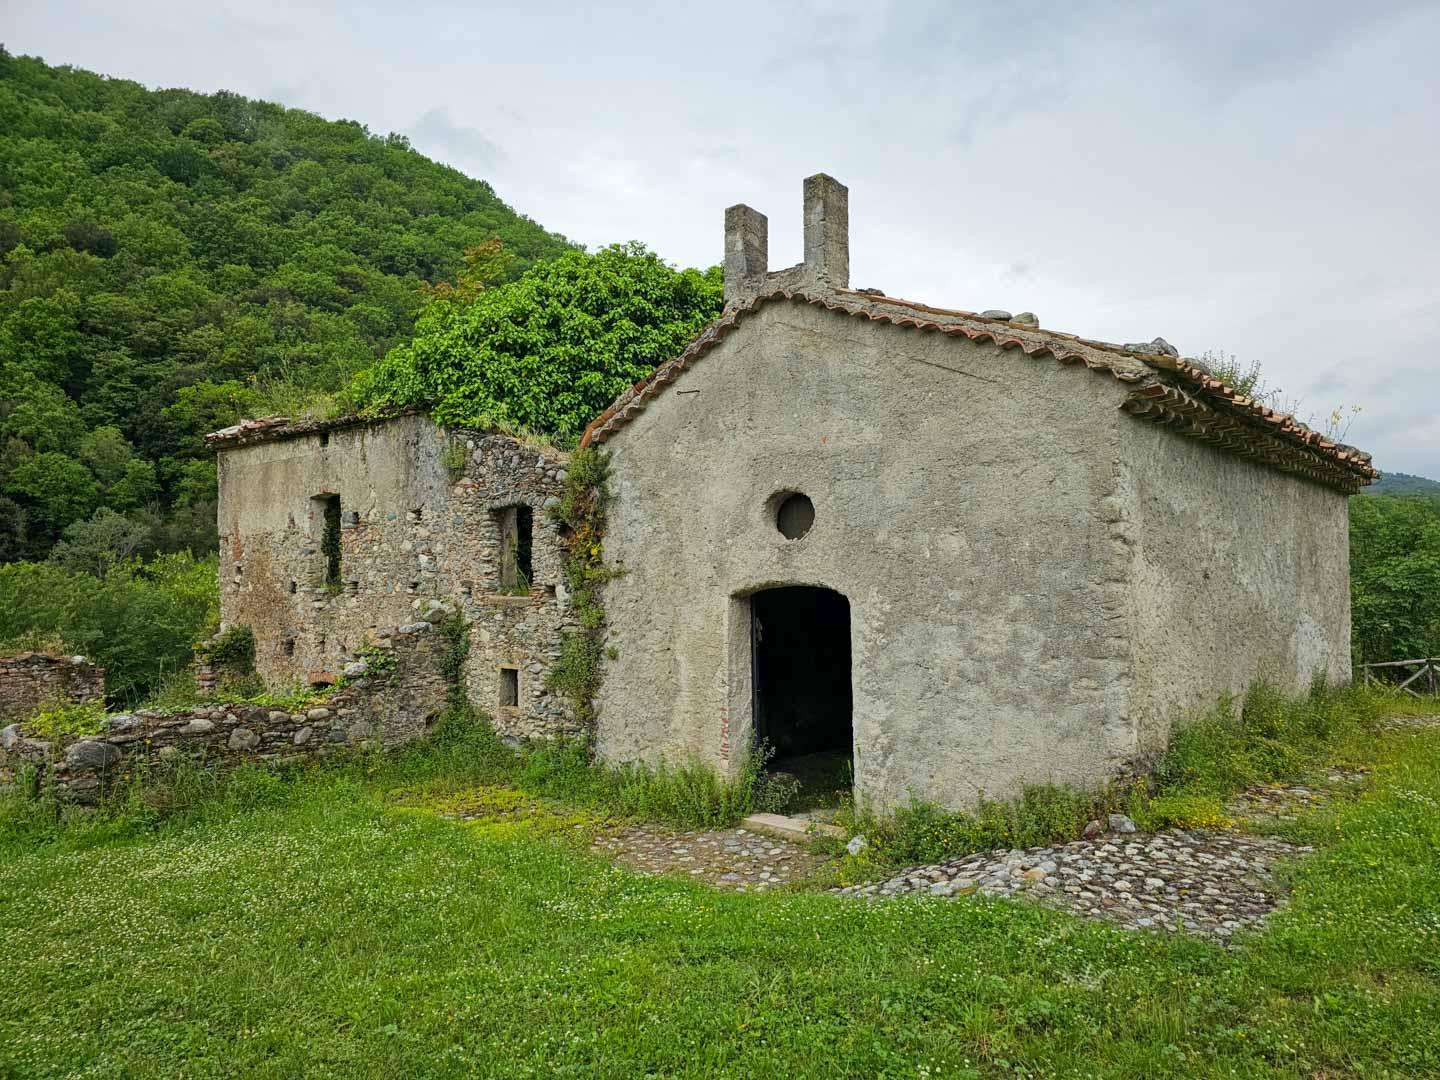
[{"x1": 2, "y1": 706, "x2": 1438, "y2": 1077}]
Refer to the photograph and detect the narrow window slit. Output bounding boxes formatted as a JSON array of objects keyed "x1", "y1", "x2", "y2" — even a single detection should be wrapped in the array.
[{"x1": 499, "y1": 667, "x2": 519, "y2": 707}]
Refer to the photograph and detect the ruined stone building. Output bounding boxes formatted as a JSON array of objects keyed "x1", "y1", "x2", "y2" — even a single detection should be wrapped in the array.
[
  {"x1": 210, "y1": 414, "x2": 578, "y2": 742},
  {"x1": 210, "y1": 174, "x2": 1377, "y2": 811}
]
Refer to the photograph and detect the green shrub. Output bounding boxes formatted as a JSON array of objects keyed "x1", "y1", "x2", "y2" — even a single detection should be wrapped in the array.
[
  {"x1": 25, "y1": 700, "x2": 108, "y2": 741},
  {"x1": 196, "y1": 625, "x2": 255, "y2": 672},
  {"x1": 753, "y1": 770, "x2": 803, "y2": 814},
  {"x1": 0, "y1": 552, "x2": 219, "y2": 703},
  {"x1": 1153, "y1": 680, "x2": 1384, "y2": 796},
  {"x1": 355, "y1": 244, "x2": 722, "y2": 444},
  {"x1": 855, "y1": 782, "x2": 1112, "y2": 866}
]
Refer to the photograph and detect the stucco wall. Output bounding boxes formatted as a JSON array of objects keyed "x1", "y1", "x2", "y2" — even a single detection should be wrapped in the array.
[
  {"x1": 1118, "y1": 421, "x2": 1353, "y2": 755},
  {"x1": 216, "y1": 416, "x2": 581, "y2": 739},
  {"x1": 594, "y1": 302, "x2": 1141, "y2": 811}
]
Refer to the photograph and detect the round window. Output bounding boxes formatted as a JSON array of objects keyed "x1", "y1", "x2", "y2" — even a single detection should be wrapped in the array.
[{"x1": 775, "y1": 493, "x2": 815, "y2": 540}]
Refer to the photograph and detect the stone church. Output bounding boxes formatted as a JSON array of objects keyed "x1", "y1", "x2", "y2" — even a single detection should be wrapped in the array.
[{"x1": 209, "y1": 174, "x2": 1376, "y2": 811}]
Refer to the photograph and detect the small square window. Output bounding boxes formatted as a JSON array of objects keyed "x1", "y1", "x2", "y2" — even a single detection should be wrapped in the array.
[
  {"x1": 499, "y1": 667, "x2": 519, "y2": 708},
  {"x1": 289, "y1": 580, "x2": 298, "y2": 594}
]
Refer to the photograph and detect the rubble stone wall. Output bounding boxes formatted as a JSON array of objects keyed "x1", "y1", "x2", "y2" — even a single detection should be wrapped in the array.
[
  {"x1": 0, "y1": 632, "x2": 448, "y2": 803},
  {"x1": 0, "y1": 653, "x2": 106, "y2": 722},
  {"x1": 215, "y1": 415, "x2": 579, "y2": 740}
]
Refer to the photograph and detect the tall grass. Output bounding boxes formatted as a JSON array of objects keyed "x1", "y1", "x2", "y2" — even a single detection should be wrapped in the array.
[{"x1": 846, "y1": 681, "x2": 1400, "y2": 866}]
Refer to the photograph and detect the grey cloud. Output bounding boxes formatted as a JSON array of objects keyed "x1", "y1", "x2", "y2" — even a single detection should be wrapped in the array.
[
  {"x1": 409, "y1": 107, "x2": 504, "y2": 173},
  {"x1": 6, "y1": 0, "x2": 1439, "y2": 475}
]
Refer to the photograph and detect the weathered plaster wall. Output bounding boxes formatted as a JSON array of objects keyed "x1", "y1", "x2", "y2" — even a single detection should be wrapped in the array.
[
  {"x1": 1118, "y1": 421, "x2": 1353, "y2": 755},
  {"x1": 595, "y1": 301, "x2": 1139, "y2": 811},
  {"x1": 0, "y1": 653, "x2": 105, "y2": 721},
  {"x1": 216, "y1": 417, "x2": 579, "y2": 738}
]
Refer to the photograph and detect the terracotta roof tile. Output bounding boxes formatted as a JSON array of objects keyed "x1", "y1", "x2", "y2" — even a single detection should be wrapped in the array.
[{"x1": 580, "y1": 288, "x2": 1376, "y2": 493}]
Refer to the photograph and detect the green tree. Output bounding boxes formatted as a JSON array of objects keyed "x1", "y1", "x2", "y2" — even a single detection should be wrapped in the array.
[
  {"x1": 1350, "y1": 495, "x2": 1440, "y2": 663},
  {"x1": 3, "y1": 451, "x2": 98, "y2": 546},
  {"x1": 356, "y1": 243, "x2": 723, "y2": 443},
  {"x1": 78, "y1": 425, "x2": 136, "y2": 486},
  {"x1": 49, "y1": 507, "x2": 148, "y2": 577},
  {"x1": 0, "y1": 46, "x2": 575, "y2": 562}
]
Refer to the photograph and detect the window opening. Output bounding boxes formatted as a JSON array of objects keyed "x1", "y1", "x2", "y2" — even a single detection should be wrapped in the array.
[
  {"x1": 282, "y1": 638, "x2": 295, "y2": 657},
  {"x1": 494, "y1": 505, "x2": 533, "y2": 594},
  {"x1": 499, "y1": 667, "x2": 519, "y2": 707},
  {"x1": 312, "y1": 494, "x2": 342, "y2": 589},
  {"x1": 776, "y1": 493, "x2": 815, "y2": 540}
]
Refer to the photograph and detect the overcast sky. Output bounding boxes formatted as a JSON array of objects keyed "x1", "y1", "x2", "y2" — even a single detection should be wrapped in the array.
[{"x1": 8, "y1": 0, "x2": 1440, "y2": 475}]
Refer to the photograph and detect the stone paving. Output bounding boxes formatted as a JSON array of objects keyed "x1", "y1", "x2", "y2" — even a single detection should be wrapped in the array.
[
  {"x1": 592, "y1": 823, "x2": 832, "y2": 891},
  {"x1": 1224, "y1": 767, "x2": 1368, "y2": 821},
  {"x1": 832, "y1": 829, "x2": 1310, "y2": 941},
  {"x1": 430, "y1": 733, "x2": 1440, "y2": 942},
  {"x1": 1382, "y1": 712, "x2": 1440, "y2": 732}
]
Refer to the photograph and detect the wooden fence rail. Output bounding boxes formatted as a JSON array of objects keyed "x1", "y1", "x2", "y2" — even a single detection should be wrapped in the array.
[{"x1": 1359, "y1": 657, "x2": 1440, "y2": 696}]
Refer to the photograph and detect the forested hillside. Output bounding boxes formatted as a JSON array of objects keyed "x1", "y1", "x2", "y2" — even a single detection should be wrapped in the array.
[
  {"x1": 1367, "y1": 471, "x2": 1440, "y2": 498},
  {"x1": 0, "y1": 48, "x2": 572, "y2": 563}
]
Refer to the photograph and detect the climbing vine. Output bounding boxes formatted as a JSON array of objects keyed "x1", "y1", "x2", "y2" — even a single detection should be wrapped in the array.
[
  {"x1": 545, "y1": 448, "x2": 617, "y2": 729},
  {"x1": 435, "y1": 609, "x2": 472, "y2": 714}
]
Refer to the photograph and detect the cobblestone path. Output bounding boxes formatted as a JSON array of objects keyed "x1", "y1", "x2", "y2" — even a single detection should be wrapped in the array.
[{"x1": 592, "y1": 823, "x2": 832, "y2": 891}]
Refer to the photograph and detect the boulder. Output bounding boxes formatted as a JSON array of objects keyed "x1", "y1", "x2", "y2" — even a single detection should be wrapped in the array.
[
  {"x1": 63, "y1": 740, "x2": 122, "y2": 771},
  {"x1": 180, "y1": 718, "x2": 216, "y2": 736},
  {"x1": 228, "y1": 728, "x2": 261, "y2": 751},
  {"x1": 1107, "y1": 813, "x2": 1138, "y2": 834}
]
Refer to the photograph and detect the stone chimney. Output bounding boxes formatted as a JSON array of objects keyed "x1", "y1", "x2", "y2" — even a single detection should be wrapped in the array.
[
  {"x1": 802, "y1": 173, "x2": 848, "y2": 290},
  {"x1": 723, "y1": 204, "x2": 768, "y2": 305},
  {"x1": 723, "y1": 173, "x2": 849, "y2": 306}
]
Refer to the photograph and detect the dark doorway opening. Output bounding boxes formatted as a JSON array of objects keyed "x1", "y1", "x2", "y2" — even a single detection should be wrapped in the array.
[{"x1": 751, "y1": 587, "x2": 853, "y2": 805}]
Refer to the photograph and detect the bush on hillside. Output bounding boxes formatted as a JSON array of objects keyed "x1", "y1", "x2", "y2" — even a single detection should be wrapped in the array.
[
  {"x1": 0, "y1": 552, "x2": 219, "y2": 702},
  {"x1": 354, "y1": 243, "x2": 723, "y2": 444}
]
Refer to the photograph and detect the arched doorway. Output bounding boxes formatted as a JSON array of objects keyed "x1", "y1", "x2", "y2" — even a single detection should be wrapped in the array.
[{"x1": 751, "y1": 586, "x2": 853, "y2": 789}]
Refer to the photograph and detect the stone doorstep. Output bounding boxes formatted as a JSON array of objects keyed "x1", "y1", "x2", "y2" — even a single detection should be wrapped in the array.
[{"x1": 742, "y1": 811, "x2": 846, "y2": 842}]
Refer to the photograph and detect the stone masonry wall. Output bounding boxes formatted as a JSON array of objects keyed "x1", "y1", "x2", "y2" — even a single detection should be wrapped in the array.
[
  {"x1": 0, "y1": 653, "x2": 106, "y2": 722},
  {"x1": 0, "y1": 632, "x2": 448, "y2": 804},
  {"x1": 214, "y1": 415, "x2": 579, "y2": 741}
]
